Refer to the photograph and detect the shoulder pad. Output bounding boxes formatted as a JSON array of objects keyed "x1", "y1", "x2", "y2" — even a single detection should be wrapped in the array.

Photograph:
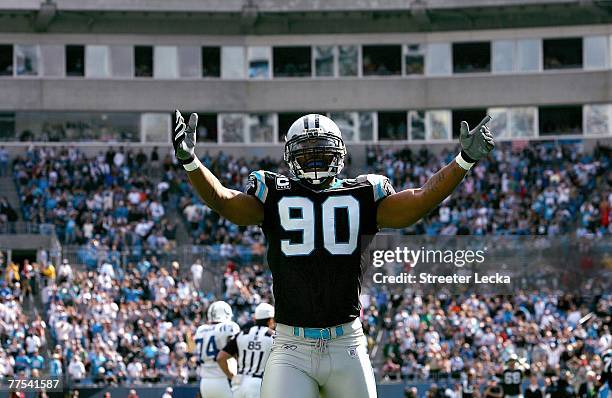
[
  {"x1": 194, "y1": 324, "x2": 209, "y2": 336},
  {"x1": 229, "y1": 321, "x2": 241, "y2": 335},
  {"x1": 246, "y1": 170, "x2": 295, "y2": 203},
  {"x1": 358, "y1": 174, "x2": 395, "y2": 202}
]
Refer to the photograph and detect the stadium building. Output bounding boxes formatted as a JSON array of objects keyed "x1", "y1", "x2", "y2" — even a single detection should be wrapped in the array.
[{"x1": 0, "y1": 0, "x2": 611, "y2": 161}]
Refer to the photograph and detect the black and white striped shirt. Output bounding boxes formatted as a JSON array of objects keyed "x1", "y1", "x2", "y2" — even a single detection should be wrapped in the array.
[{"x1": 223, "y1": 326, "x2": 274, "y2": 379}]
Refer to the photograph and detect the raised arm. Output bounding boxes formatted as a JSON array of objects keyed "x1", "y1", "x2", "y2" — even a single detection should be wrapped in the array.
[
  {"x1": 172, "y1": 110, "x2": 263, "y2": 226},
  {"x1": 377, "y1": 116, "x2": 494, "y2": 229}
]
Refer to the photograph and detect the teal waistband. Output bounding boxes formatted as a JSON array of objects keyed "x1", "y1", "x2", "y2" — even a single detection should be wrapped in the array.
[{"x1": 292, "y1": 325, "x2": 345, "y2": 340}]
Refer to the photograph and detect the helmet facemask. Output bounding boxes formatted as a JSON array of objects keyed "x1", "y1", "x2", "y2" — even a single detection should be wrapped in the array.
[{"x1": 284, "y1": 128, "x2": 346, "y2": 185}]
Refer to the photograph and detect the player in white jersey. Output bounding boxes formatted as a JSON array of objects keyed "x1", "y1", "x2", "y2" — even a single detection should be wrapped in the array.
[
  {"x1": 218, "y1": 303, "x2": 275, "y2": 398},
  {"x1": 194, "y1": 301, "x2": 240, "y2": 398}
]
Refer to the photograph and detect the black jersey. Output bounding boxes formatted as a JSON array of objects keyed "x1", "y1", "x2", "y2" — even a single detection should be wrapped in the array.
[
  {"x1": 502, "y1": 369, "x2": 523, "y2": 396},
  {"x1": 246, "y1": 171, "x2": 394, "y2": 327}
]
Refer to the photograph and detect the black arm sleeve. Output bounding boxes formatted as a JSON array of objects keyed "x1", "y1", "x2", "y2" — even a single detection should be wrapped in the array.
[{"x1": 222, "y1": 335, "x2": 239, "y2": 357}]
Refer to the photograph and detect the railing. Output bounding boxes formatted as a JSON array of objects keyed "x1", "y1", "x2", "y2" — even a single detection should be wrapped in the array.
[
  {"x1": 0, "y1": 222, "x2": 56, "y2": 235},
  {"x1": 59, "y1": 243, "x2": 263, "y2": 296}
]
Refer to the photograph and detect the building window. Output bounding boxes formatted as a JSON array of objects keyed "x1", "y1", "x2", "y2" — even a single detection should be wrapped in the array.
[
  {"x1": 248, "y1": 47, "x2": 271, "y2": 79},
  {"x1": 202, "y1": 46, "x2": 221, "y2": 78},
  {"x1": 362, "y1": 45, "x2": 401, "y2": 76},
  {"x1": 0, "y1": 45, "x2": 12, "y2": 76},
  {"x1": 378, "y1": 111, "x2": 407, "y2": 141},
  {"x1": 426, "y1": 43, "x2": 451, "y2": 76},
  {"x1": 427, "y1": 110, "x2": 451, "y2": 140},
  {"x1": 15, "y1": 45, "x2": 39, "y2": 76},
  {"x1": 487, "y1": 108, "x2": 509, "y2": 138},
  {"x1": 517, "y1": 39, "x2": 541, "y2": 72},
  {"x1": 248, "y1": 114, "x2": 275, "y2": 142},
  {"x1": 0, "y1": 113, "x2": 15, "y2": 140},
  {"x1": 539, "y1": 105, "x2": 582, "y2": 135},
  {"x1": 492, "y1": 40, "x2": 515, "y2": 73},
  {"x1": 453, "y1": 42, "x2": 490, "y2": 74},
  {"x1": 584, "y1": 104, "x2": 610, "y2": 135},
  {"x1": 40, "y1": 45, "x2": 64, "y2": 77},
  {"x1": 330, "y1": 112, "x2": 357, "y2": 142},
  {"x1": 278, "y1": 113, "x2": 304, "y2": 141},
  {"x1": 110, "y1": 46, "x2": 133, "y2": 77},
  {"x1": 409, "y1": 110, "x2": 426, "y2": 140},
  {"x1": 66, "y1": 45, "x2": 85, "y2": 77},
  {"x1": 273, "y1": 47, "x2": 311, "y2": 78},
  {"x1": 358, "y1": 112, "x2": 374, "y2": 141},
  {"x1": 134, "y1": 46, "x2": 153, "y2": 77},
  {"x1": 314, "y1": 46, "x2": 335, "y2": 77},
  {"x1": 197, "y1": 113, "x2": 218, "y2": 142},
  {"x1": 404, "y1": 44, "x2": 424, "y2": 75},
  {"x1": 221, "y1": 47, "x2": 244, "y2": 79},
  {"x1": 510, "y1": 107, "x2": 537, "y2": 137},
  {"x1": 543, "y1": 38, "x2": 582, "y2": 70},
  {"x1": 584, "y1": 36, "x2": 609, "y2": 70},
  {"x1": 154, "y1": 46, "x2": 178, "y2": 79},
  {"x1": 339, "y1": 45, "x2": 358, "y2": 77},
  {"x1": 452, "y1": 109, "x2": 488, "y2": 138},
  {"x1": 178, "y1": 46, "x2": 200, "y2": 78},
  {"x1": 14, "y1": 112, "x2": 139, "y2": 142},
  {"x1": 141, "y1": 113, "x2": 171, "y2": 142},
  {"x1": 85, "y1": 46, "x2": 110, "y2": 78},
  {"x1": 220, "y1": 113, "x2": 246, "y2": 143}
]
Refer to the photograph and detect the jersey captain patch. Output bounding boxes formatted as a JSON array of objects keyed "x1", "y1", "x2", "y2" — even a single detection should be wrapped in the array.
[{"x1": 275, "y1": 176, "x2": 291, "y2": 190}]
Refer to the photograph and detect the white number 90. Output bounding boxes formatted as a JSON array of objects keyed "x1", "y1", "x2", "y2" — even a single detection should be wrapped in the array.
[{"x1": 278, "y1": 195, "x2": 360, "y2": 256}]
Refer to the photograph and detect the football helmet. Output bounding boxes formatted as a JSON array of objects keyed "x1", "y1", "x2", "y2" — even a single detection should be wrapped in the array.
[
  {"x1": 284, "y1": 114, "x2": 346, "y2": 185},
  {"x1": 207, "y1": 301, "x2": 233, "y2": 323}
]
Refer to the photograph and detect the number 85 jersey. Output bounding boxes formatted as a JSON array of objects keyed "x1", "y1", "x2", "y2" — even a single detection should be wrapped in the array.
[{"x1": 246, "y1": 171, "x2": 395, "y2": 328}]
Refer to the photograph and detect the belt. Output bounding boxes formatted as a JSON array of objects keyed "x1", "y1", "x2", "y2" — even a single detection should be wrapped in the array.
[{"x1": 277, "y1": 324, "x2": 345, "y2": 340}]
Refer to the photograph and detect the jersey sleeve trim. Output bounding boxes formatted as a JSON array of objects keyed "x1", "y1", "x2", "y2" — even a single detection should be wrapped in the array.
[
  {"x1": 364, "y1": 174, "x2": 395, "y2": 202},
  {"x1": 248, "y1": 170, "x2": 269, "y2": 204}
]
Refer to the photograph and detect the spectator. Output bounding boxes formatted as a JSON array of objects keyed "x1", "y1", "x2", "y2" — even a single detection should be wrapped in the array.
[
  {"x1": 191, "y1": 259, "x2": 203, "y2": 290},
  {"x1": 0, "y1": 146, "x2": 8, "y2": 176},
  {"x1": 525, "y1": 375, "x2": 544, "y2": 398},
  {"x1": 577, "y1": 371, "x2": 598, "y2": 398}
]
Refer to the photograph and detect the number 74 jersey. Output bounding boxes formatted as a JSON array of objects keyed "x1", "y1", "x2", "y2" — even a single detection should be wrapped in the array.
[
  {"x1": 194, "y1": 321, "x2": 240, "y2": 378},
  {"x1": 246, "y1": 171, "x2": 395, "y2": 328}
]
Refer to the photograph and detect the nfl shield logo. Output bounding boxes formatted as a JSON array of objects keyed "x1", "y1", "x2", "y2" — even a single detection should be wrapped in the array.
[{"x1": 347, "y1": 347, "x2": 358, "y2": 358}]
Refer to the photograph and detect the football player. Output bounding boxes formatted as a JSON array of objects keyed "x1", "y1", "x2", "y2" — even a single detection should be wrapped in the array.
[
  {"x1": 217, "y1": 302, "x2": 276, "y2": 398},
  {"x1": 194, "y1": 301, "x2": 240, "y2": 398},
  {"x1": 172, "y1": 111, "x2": 494, "y2": 398}
]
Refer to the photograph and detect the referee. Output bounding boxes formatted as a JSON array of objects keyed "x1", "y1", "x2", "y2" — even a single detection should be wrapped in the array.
[{"x1": 218, "y1": 303, "x2": 275, "y2": 398}]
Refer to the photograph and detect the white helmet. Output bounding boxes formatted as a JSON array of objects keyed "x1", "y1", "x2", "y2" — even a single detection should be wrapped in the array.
[
  {"x1": 254, "y1": 303, "x2": 275, "y2": 320},
  {"x1": 207, "y1": 301, "x2": 233, "y2": 323},
  {"x1": 284, "y1": 114, "x2": 346, "y2": 185}
]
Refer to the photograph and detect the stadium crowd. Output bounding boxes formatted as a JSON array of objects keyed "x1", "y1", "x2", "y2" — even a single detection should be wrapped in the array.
[
  {"x1": 0, "y1": 252, "x2": 280, "y2": 386},
  {"x1": 0, "y1": 141, "x2": 610, "y2": 394},
  {"x1": 379, "y1": 291, "x2": 610, "y2": 395},
  {"x1": 367, "y1": 141, "x2": 610, "y2": 236},
  {"x1": 11, "y1": 146, "x2": 180, "y2": 258},
  {"x1": 177, "y1": 151, "x2": 280, "y2": 247}
]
